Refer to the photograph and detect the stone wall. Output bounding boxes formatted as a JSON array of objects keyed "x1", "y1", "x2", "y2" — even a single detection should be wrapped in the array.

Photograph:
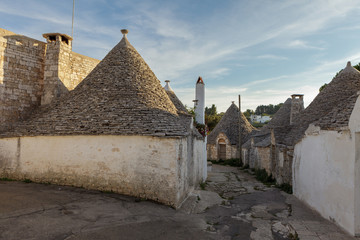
[
  {"x1": 42, "y1": 33, "x2": 99, "y2": 104},
  {"x1": 0, "y1": 29, "x2": 46, "y2": 130},
  {"x1": 256, "y1": 147, "x2": 271, "y2": 174},
  {"x1": 69, "y1": 52, "x2": 99, "y2": 90},
  {"x1": 0, "y1": 29, "x2": 100, "y2": 129},
  {"x1": 207, "y1": 132, "x2": 239, "y2": 160},
  {"x1": 0, "y1": 135, "x2": 205, "y2": 208},
  {"x1": 272, "y1": 144, "x2": 293, "y2": 184}
]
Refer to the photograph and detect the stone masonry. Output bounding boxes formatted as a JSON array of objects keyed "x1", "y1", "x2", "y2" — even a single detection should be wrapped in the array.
[
  {"x1": 0, "y1": 28, "x2": 100, "y2": 130},
  {"x1": 0, "y1": 28, "x2": 46, "y2": 130}
]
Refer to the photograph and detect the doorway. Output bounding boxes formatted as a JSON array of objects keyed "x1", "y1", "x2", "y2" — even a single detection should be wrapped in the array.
[{"x1": 218, "y1": 139, "x2": 226, "y2": 160}]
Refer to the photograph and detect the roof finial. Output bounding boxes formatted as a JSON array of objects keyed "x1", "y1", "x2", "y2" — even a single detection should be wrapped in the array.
[
  {"x1": 347, "y1": 61, "x2": 352, "y2": 67},
  {"x1": 164, "y1": 80, "x2": 173, "y2": 92},
  {"x1": 121, "y1": 29, "x2": 129, "y2": 38}
]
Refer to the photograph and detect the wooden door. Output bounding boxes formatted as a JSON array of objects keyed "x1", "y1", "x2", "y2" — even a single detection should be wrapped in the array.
[{"x1": 219, "y1": 144, "x2": 226, "y2": 160}]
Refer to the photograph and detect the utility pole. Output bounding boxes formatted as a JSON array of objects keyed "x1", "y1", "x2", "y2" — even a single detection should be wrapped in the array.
[
  {"x1": 71, "y1": 0, "x2": 75, "y2": 41},
  {"x1": 238, "y1": 95, "x2": 242, "y2": 165}
]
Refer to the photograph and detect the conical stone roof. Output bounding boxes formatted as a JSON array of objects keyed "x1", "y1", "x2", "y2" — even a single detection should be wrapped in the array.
[
  {"x1": 1, "y1": 31, "x2": 190, "y2": 137},
  {"x1": 284, "y1": 61, "x2": 360, "y2": 145},
  {"x1": 243, "y1": 98, "x2": 292, "y2": 148},
  {"x1": 208, "y1": 103, "x2": 255, "y2": 145},
  {"x1": 164, "y1": 80, "x2": 188, "y2": 115}
]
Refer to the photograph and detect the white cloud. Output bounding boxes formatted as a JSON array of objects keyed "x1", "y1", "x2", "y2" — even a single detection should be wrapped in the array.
[
  {"x1": 257, "y1": 55, "x2": 288, "y2": 60},
  {"x1": 205, "y1": 68, "x2": 230, "y2": 79},
  {"x1": 287, "y1": 40, "x2": 324, "y2": 50}
]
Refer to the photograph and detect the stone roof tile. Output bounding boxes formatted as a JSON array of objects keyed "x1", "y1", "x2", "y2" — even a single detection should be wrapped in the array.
[
  {"x1": 1, "y1": 31, "x2": 190, "y2": 138},
  {"x1": 208, "y1": 103, "x2": 255, "y2": 145},
  {"x1": 285, "y1": 61, "x2": 360, "y2": 145}
]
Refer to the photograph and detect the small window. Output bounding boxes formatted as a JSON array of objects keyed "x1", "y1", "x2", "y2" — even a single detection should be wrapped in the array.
[
  {"x1": 61, "y1": 36, "x2": 69, "y2": 45},
  {"x1": 49, "y1": 36, "x2": 56, "y2": 42}
]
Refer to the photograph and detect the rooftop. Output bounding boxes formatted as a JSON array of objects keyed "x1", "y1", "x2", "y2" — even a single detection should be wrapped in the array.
[{"x1": 1, "y1": 29, "x2": 191, "y2": 138}]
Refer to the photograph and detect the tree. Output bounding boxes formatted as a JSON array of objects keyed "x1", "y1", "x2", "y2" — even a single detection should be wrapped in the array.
[
  {"x1": 354, "y1": 62, "x2": 360, "y2": 71},
  {"x1": 185, "y1": 105, "x2": 195, "y2": 118},
  {"x1": 254, "y1": 103, "x2": 282, "y2": 115},
  {"x1": 319, "y1": 83, "x2": 328, "y2": 92},
  {"x1": 243, "y1": 109, "x2": 254, "y2": 121},
  {"x1": 204, "y1": 104, "x2": 224, "y2": 132},
  {"x1": 205, "y1": 104, "x2": 217, "y2": 116}
]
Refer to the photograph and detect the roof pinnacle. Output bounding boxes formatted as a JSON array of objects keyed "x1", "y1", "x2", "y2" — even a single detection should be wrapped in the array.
[{"x1": 121, "y1": 29, "x2": 129, "y2": 38}]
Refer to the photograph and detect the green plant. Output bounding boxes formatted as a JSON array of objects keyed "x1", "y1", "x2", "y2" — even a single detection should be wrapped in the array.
[
  {"x1": 194, "y1": 122, "x2": 208, "y2": 137},
  {"x1": 288, "y1": 232, "x2": 299, "y2": 240},
  {"x1": 0, "y1": 177, "x2": 15, "y2": 181},
  {"x1": 209, "y1": 159, "x2": 243, "y2": 167},
  {"x1": 254, "y1": 169, "x2": 275, "y2": 185},
  {"x1": 23, "y1": 179, "x2": 32, "y2": 183},
  {"x1": 199, "y1": 182, "x2": 206, "y2": 190},
  {"x1": 241, "y1": 164, "x2": 249, "y2": 170},
  {"x1": 276, "y1": 183, "x2": 293, "y2": 194}
]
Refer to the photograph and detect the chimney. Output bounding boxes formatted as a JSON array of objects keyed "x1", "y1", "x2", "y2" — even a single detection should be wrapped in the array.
[
  {"x1": 41, "y1": 33, "x2": 73, "y2": 105},
  {"x1": 290, "y1": 94, "x2": 304, "y2": 125},
  {"x1": 194, "y1": 76, "x2": 205, "y2": 124},
  {"x1": 164, "y1": 80, "x2": 173, "y2": 92}
]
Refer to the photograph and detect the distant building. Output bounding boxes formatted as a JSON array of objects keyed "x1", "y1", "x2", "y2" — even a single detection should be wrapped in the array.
[
  {"x1": 242, "y1": 61, "x2": 360, "y2": 236},
  {"x1": 207, "y1": 102, "x2": 255, "y2": 160},
  {"x1": 250, "y1": 114, "x2": 271, "y2": 123}
]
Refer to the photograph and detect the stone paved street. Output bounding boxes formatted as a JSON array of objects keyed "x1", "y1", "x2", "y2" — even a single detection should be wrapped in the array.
[{"x1": 0, "y1": 164, "x2": 357, "y2": 240}]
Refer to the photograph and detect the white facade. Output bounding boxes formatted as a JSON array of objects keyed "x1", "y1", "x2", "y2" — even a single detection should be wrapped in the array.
[
  {"x1": 0, "y1": 135, "x2": 206, "y2": 208},
  {"x1": 293, "y1": 94, "x2": 360, "y2": 236},
  {"x1": 195, "y1": 80, "x2": 205, "y2": 125},
  {"x1": 250, "y1": 115, "x2": 271, "y2": 123},
  {"x1": 194, "y1": 77, "x2": 207, "y2": 180}
]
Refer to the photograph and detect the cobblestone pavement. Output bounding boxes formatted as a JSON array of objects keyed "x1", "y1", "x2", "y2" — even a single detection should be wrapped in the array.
[
  {"x1": 193, "y1": 165, "x2": 357, "y2": 240},
  {"x1": 0, "y1": 164, "x2": 357, "y2": 240}
]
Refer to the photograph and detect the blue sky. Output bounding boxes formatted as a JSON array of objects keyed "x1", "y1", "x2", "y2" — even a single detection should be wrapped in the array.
[{"x1": 1, "y1": 0, "x2": 360, "y2": 112}]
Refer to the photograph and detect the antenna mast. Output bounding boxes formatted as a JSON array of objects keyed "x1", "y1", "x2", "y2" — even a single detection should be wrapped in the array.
[{"x1": 71, "y1": 0, "x2": 75, "y2": 40}]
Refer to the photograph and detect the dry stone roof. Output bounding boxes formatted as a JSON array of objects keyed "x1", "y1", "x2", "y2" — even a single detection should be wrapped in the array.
[
  {"x1": 313, "y1": 93, "x2": 358, "y2": 130},
  {"x1": 208, "y1": 103, "x2": 255, "y2": 145},
  {"x1": 284, "y1": 61, "x2": 360, "y2": 145},
  {"x1": 262, "y1": 98, "x2": 291, "y2": 130},
  {"x1": 242, "y1": 98, "x2": 292, "y2": 148},
  {"x1": 164, "y1": 81, "x2": 189, "y2": 115},
  {"x1": 1, "y1": 32, "x2": 191, "y2": 137}
]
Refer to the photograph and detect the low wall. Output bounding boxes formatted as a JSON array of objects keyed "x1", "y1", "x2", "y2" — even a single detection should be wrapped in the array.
[{"x1": 0, "y1": 135, "x2": 204, "y2": 208}]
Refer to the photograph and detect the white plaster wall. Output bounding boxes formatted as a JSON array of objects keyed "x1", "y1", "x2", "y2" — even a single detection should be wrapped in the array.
[
  {"x1": 0, "y1": 135, "x2": 193, "y2": 208},
  {"x1": 293, "y1": 128, "x2": 355, "y2": 235},
  {"x1": 195, "y1": 83, "x2": 205, "y2": 124},
  {"x1": 349, "y1": 95, "x2": 360, "y2": 235},
  {"x1": 194, "y1": 138, "x2": 206, "y2": 184}
]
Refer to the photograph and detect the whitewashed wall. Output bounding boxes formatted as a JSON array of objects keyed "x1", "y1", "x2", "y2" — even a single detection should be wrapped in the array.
[
  {"x1": 293, "y1": 95, "x2": 360, "y2": 236},
  {"x1": 0, "y1": 135, "x2": 205, "y2": 208}
]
